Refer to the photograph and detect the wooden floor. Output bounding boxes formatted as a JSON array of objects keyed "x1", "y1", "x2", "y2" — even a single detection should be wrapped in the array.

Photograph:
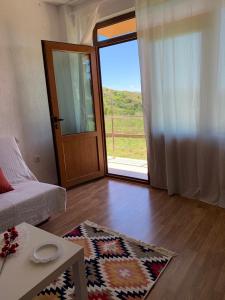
[{"x1": 41, "y1": 178, "x2": 225, "y2": 300}]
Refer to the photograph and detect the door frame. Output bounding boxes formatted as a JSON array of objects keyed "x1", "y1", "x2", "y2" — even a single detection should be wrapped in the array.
[
  {"x1": 93, "y1": 12, "x2": 150, "y2": 184},
  {"x1": 42, "y1": 40, "x2": 105, "y2": 188}
]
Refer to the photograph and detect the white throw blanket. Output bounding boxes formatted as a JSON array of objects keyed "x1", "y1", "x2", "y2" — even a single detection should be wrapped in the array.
[{"x1": 0, "y1": 136, "x2": 66, "y2": 232}]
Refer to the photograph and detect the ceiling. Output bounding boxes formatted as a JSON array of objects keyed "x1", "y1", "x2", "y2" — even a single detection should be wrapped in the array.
[{"x1": 42, "y1": 0, "x2": 92, "y2": 5}]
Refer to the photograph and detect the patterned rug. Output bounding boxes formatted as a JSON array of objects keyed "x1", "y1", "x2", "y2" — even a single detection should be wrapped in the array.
[{"x1": 34, "y1": 221, "x2": 174, "y2": 300}]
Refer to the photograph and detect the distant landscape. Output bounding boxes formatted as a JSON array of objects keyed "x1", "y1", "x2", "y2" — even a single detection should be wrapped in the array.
[
  {"x1": 103, "y1": 87, "x2": 143, "y2": 116},
  {"x1": 102, "y1": 87, "x2": 147, "y2": 160}
]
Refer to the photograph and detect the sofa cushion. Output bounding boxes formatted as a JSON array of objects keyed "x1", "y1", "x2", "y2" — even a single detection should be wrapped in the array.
[{"x1": 0, "y1": 168, "x2": 14, "y2": 194}]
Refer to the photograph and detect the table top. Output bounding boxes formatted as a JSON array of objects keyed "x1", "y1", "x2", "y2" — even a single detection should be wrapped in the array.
[{"x1": 0, "y1": 222, "x2": 83, "y2": 300}]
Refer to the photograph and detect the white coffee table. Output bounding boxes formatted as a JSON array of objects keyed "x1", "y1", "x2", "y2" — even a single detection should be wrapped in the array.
[{"x1": 0, "y1": 223, "x2": 88, "y2": 300}]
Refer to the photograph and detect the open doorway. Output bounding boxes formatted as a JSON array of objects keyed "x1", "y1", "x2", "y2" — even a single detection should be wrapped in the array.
[
  {"x1": 100, "y1": 41, "x2": 148, "y2": 180},
  {"x1": 94, "y1": 13, "x2": 149, "y2": 181}
]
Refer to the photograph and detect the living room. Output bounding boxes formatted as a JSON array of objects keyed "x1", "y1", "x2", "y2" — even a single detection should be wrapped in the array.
[{"x1": 1, "y1": 0, "x2": 225, "y2": 299}]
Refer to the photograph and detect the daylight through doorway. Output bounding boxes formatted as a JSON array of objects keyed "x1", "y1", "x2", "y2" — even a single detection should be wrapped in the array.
[{"x1": 99, "y1": 40, "x2": 148, "y2": 180}]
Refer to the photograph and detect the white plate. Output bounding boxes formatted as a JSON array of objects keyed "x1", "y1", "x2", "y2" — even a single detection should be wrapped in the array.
[{"x1": 31, "y1": 241, "x2": 63, "y2": 264}]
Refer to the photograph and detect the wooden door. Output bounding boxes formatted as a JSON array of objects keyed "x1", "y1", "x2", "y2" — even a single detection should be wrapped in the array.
[{"x1": 42, "y1": 41, "x2": 105, "y2": 188}]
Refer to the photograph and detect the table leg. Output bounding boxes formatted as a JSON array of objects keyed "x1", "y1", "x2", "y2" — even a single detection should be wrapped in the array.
[{"x1": 72, "y1": 258, "x2": 88, "y2": 300}]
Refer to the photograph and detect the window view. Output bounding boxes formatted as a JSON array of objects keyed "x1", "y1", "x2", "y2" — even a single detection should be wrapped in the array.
[{"x1": 100, "y1": 40, "x2": 148, "y2": 180}]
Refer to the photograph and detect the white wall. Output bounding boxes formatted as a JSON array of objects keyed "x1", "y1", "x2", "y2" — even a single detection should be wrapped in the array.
[
  {"x1": 0, "y1": 0, "x2": 63, "y2": 183},
  {"x1": 0, "y1": 0, "x2": 135, "y2": 184}
]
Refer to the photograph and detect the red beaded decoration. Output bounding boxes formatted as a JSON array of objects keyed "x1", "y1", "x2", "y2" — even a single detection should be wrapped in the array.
[{"x1": 0, "y1": 227, "x2": 19, "y2": 258}]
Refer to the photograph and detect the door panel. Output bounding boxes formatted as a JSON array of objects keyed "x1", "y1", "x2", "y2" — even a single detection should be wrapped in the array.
[
  {"x1": 63, "y1": 134, "x2": 100, "y2": 183},
  {"x1": 42, "y1": 41, "x2": 105, "y2": 188}
]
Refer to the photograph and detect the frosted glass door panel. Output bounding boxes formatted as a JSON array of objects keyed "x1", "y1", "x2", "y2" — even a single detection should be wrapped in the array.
[{"x1": 53, "y1": 51, "x2": 96, "y2": 135}]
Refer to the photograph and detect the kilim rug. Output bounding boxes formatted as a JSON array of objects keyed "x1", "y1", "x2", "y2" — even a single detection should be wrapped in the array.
[{"x1": 34, "y1": 221, "x2": 174, "y2": 300}]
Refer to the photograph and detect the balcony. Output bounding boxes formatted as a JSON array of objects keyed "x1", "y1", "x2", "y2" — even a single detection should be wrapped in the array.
[
  {"x1": 108, "y1": 156, "x2": 148, "y2": 180},
  {"x1": 105, "y1": 115, "x2": 148, "y2": 180}
]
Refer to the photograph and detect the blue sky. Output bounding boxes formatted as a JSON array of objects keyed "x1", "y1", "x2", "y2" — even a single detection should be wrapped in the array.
[{"x1": 99, "y1": 40, "x2": 142, "y2": 92}]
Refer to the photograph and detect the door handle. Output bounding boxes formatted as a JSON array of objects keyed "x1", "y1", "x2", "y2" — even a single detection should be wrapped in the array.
[
  {"x1": 52, "y1": 116, "x2": 64, "y2": 123},
  {"x1": 51, "y1": 116, "x2": 64, "y2": 129}
]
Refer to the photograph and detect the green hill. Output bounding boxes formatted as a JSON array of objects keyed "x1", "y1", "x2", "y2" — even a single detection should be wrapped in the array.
[
  {"x1": 102, "y1": 87, "x2": 143, "y2": 116},
  {"x1": 102, "y1": 87, "x2": 146, "y2": 160}
]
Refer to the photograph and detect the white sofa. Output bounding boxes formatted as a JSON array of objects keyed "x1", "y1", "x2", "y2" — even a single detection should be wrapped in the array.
[{"x1": 0, "y1": 137, "x2": 66, "y2": 233}]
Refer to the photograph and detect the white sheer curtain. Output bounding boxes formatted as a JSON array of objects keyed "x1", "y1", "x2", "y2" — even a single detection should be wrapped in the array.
[
  {"x1": 60, "y1": 1, "x2": 102, "y2": 45},
  {"x1": 136, "y1": 0, "x2": 225, "y2": 207}
]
